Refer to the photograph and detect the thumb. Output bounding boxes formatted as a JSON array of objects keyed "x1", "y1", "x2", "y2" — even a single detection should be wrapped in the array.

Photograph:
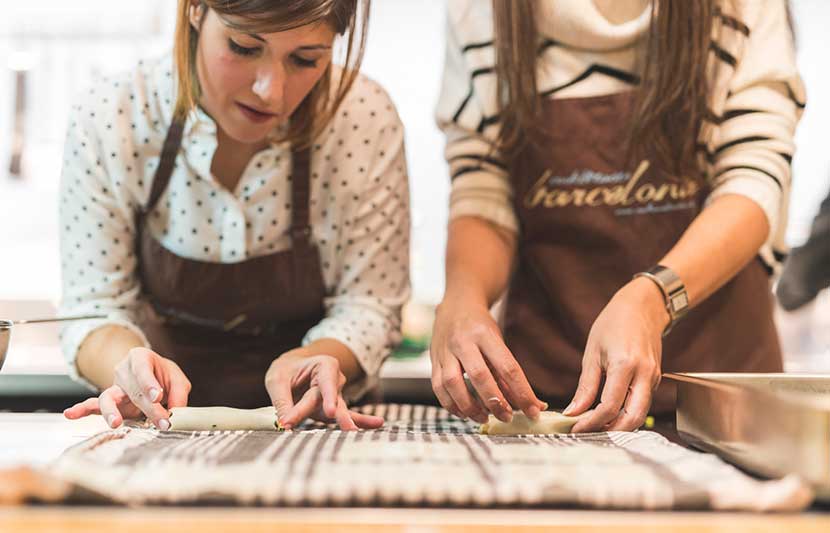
[{"x1": 564, "y1": 350, "x2": 602, "y2": 416}]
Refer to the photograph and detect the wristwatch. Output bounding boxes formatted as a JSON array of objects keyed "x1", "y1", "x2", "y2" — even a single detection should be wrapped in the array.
[{"x1": 633, "y1": 265, "x2": 689, "y2": 336}]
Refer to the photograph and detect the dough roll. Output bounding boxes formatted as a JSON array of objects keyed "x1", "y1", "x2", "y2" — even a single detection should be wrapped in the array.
[
  {"x1": 479, "y1": 411, "x2": 579, "y2": 435},
  {"x1": 167, "y1": 406, "x2": 282, "y2": 431}
]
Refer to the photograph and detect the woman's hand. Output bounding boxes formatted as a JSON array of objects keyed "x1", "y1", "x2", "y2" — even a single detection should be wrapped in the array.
[
  {"x1": 63, "y1": 347, "x2": 192, "y2": 430},
  {"x1": 265, "y1": 353, "x2": 383, "y2": 431},
  {"x1": 566, "y1": 277, "x2": 669, "y2": 432},
  {"x1": 430, "y1": 298, "x2": 546, "y2": 424}
]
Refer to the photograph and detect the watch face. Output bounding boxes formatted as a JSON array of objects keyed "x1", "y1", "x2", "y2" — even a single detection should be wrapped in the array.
[{"x1": 670, "y1": 293, "x2": 689, "y2": 313}]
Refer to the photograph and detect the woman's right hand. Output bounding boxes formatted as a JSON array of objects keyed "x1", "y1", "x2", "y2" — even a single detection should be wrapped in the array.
[
  {"x1": 63, "y1": 347, "x2": 191, "y2": 430},
  {"x1": 430, "y1": 298, "x2": 546, "y2": 424}
]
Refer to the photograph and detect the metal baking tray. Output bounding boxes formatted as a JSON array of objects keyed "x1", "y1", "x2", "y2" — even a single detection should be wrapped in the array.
[{"x1": 664, "y1": 372, "x2": 830, "y2": 501}]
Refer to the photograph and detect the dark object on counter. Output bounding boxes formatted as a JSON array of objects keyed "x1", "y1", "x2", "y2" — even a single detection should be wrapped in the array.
[
  {"x1": 776, "y1": 185, "x2": 830, "y2": 310},
  {"x1": 8, "y1": 69, "x2": 26, "y2": 177}
]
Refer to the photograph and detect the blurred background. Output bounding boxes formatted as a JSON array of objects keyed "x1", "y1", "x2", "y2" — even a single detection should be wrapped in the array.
[{"x1": 0, "y1": 1, "x2": 827, "y2": 408}]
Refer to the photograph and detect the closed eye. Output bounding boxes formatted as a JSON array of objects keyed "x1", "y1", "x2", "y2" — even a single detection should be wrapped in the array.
[
  {"x1": 228, "y1": 38, "x2": 260, "y2": 57},
  {"x1": 291, "y1": 55, "x2": 318, "y2": 68}
]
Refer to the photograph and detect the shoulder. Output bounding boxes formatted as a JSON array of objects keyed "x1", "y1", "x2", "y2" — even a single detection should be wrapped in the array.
[
  {"x1": 446, "y1": 0, "x2": 494, "y2": 45},
  {"x1": 312, "y1": 71, "x2": 407, "y2": 199},
  {"x1": 68, "y1": 55, "x2": 175, "y2": 145},
  {"x1": 317, "y1": 70, "x2": 405, "y2": 160},
  {"x1": 329, "y1": 70, "x2": 404, "y2": 137}
]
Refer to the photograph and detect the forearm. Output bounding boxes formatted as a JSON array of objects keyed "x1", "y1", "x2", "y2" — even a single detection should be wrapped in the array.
[
  {"x1": 76, "y1": 325, "x2": 146, "y2": 390},
  {"x1": 443, "y1": 216, "x2": 517, "y2": 307},
  {"x1": 283, "y1": 339, "x2": 363, "y2": 382},
  {"x1": 661, "y1": 194, "x2": 770, "y2": 308}
]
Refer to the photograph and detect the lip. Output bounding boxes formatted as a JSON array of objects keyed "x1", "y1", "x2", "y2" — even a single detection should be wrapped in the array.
[{"x1": 235, "y1": 102, "x2": 278, "y2": 124}]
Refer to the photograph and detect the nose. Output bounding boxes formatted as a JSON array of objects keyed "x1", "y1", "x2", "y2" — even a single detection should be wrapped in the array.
[{"x1": 252, "y1": 64, "x2": 285, "y2": 111}]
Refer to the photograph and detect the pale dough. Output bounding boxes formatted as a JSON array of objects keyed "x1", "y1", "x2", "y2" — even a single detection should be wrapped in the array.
[
  {"x1": 167, "y1": 406, "x2": 282, "y2": 431},
  {"x1": 479, "y1": 411, "x2": 579, "y2": 435}
]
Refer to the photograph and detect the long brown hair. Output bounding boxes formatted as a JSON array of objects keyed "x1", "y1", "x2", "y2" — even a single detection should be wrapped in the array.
[
  {"x1": 493, "y1": 1, "x2": 723, "y2": 179},
  {"x1": 174, "y1": 0, "x2": 369, "y2": 147}
]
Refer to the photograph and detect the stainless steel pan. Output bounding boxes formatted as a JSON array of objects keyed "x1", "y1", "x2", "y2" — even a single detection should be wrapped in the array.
[{"x1": 665, "y1": 372, "x2": 830, "y2": 501}]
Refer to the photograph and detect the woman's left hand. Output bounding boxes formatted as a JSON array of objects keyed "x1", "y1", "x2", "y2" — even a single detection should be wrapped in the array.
[
  {"x1": 565, "y1": 277, "x2": 669, "y2": 432},
  {"x1": 264, "y1": 353, "x2": 383, "y2": 431}
]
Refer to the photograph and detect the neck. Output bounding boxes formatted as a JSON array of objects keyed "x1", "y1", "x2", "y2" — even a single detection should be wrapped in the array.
[{"x1": 211, "y1": 128, "x2": 269, "y2": 192}]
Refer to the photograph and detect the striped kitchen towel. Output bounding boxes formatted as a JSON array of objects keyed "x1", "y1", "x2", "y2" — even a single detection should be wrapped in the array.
[{"x1": 49, "y1": 404, "x2": 812, "y2": 510}]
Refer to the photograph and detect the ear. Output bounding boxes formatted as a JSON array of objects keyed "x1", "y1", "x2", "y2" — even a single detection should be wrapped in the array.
[{"x1": 188, "y1": 0, "x2": 205, "y2": 32}]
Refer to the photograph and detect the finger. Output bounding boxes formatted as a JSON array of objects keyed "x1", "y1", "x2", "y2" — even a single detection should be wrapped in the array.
[
  {"x1": 563, "y1": 347, "x2": 603, "y2": 416},
  {"x1": 454, "y1": 345, "x2": 512, "y2": 423},
  {"x1": 265, "y1": 370, "x2": 295, "y2": 427},
  {"x1": 128, "y1": 348, "x2": 163, "y2": 402},
  {"x1": 572, "y1": 355, "x2": 635, "y2": 433},
  {"x1": 431, "y1": 363, "x2": 462, "y2": 418},
  {"x1": 281, "y1": 386, "x2": 321, "y2": 429},
  {"x1": 479, "y1": 334, "x2": 544, "y2": 418},
  {"x1": 316, "y1": 361, "x2": 342, "y2": 420},
  {"x1": 441, "y1": 357, "x2": 488, "y2": 423},
  {"x1": 162, "y1": 361, "x2": 193, "y2": 409},
  {"x1": 98, "y1": 387, "x2": 125, "y2": 428},
  {"x1": 466, "y1": 381, "x2": 494, "y2": 421},
  {"x1": 349, "y1": 410, "x2": 385, "y2": 429},
  {"x1": 120, "y1": 370, "x2": 171, "y2": 430},
  {"x1": 334, "y1": 397, "x2": 359, "y2": 431},
  {"x1": 63, "y1": 397, "x2": 102, "y2": 420},
  {"x1": 165, "y1": 374, "x2": 191, "y2": 409},
  {"x1": 606, "y1": 375, "x2": 653, "y2": 432}
]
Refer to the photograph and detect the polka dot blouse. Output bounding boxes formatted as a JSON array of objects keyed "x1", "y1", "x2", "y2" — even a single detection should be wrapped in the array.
[{"x1": 58, "y1": 55, "x2": 411, "y2": 389}]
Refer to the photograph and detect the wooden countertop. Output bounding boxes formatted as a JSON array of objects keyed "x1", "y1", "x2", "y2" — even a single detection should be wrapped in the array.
[
  {"x1": 1, "y1": 413, "x2": 828, "y2": 532},
  {"x1": 1, "y1": 506, "x2": 829, "y2": 533}
]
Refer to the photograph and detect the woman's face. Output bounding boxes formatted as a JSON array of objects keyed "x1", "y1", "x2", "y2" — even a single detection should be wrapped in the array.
[{"x1": 191, "y1": 5, "x2": 335, "y2": 144}]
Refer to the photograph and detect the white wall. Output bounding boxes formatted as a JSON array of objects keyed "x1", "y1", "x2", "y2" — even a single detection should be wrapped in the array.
[
  {"x1": 789, "y1": 0, "x2": 830, "y2": 244},
  {"x1": 361, "y1": 0, "x2": 449, "y2": 304}
]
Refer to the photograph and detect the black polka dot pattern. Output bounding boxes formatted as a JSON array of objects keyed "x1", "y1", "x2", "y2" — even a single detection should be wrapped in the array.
[{"x1": 58, "y1": 55, "x2": 410, "y2": 379}]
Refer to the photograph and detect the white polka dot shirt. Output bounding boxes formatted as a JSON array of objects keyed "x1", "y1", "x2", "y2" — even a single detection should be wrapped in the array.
[{"x1": 58, "y1": 55, "x2": 411, "y2": 390}]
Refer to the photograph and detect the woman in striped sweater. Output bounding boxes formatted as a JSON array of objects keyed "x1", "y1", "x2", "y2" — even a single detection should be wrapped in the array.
[{"x1": 431, "y1": 0, "x2": 804, "y2": 432}]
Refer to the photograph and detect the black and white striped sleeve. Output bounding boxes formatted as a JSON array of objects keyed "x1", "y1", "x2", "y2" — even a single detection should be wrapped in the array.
[
  {"x1": 705, "y1": 0, "x2": 805, "y2": 264},
  {"x1": 435, "y1": 2, "x2": 518, "y2": 232}
]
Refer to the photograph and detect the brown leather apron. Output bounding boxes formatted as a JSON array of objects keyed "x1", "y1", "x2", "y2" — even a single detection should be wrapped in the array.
[
  {"x1": 134, "y1": 119, "x2": 326, "y2": 408},
  {"x1": 503, "y1": 92, "x2": 783, "y2": 414}
]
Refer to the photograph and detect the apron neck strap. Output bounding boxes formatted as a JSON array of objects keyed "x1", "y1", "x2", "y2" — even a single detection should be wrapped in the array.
[
  {"x1": 144, "y1": 117, "x2": 185, "y2": 215},
  {"x1": 288, "y1": 143, "x2": 312, "y2": 246}
]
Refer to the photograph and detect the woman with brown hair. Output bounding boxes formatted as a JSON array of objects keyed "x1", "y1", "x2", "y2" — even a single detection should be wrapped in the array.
[
  {"x1": 432, "y1": 0, "x2": 804, "y2": 432},
  {"x1": 61, "y1": 0, "x2": 410, "y2": 431}
]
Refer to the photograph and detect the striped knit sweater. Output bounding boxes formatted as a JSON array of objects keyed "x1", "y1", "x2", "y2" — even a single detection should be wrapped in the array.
[{"x1": 435, "y1": 0, "x2": 805, "y2": 274}]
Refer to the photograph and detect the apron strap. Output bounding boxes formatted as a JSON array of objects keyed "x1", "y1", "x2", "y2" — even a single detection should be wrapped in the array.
[
  {"x1": 288, "y1": 144, "x2": 313, "y2": 247},
  {"x1": 144, "y1": 117, "x2": 185, "y2": 215}
]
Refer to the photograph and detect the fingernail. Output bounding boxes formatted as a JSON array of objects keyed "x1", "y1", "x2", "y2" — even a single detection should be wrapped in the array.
[
  {"x1": 157, "y1": 419, "x2": 170, "y2": 431},
  {"x1": 526, "y1": 405, "x2": 540, "y2": 420},
  {"x1": 106, "y1": 415, "x2": 117, "y2": 427},
  {"x1": 563, "y1": 402, "x2": 575, "y2": 415},
  {"x1": 149, "y1": 388, "x2": 160, "y2": 402}
]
